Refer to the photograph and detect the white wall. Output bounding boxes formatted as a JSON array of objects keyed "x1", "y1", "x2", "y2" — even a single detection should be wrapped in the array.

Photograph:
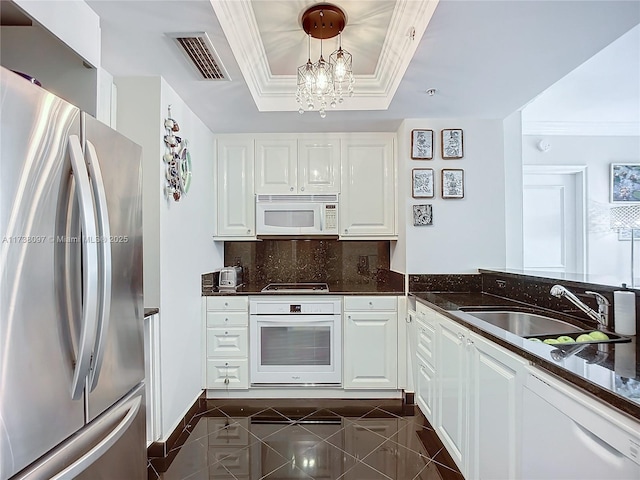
[
  {"x1": 115, "y1": 76, "x2": 223, "y2": 441},
  {"x1": 395, "y1": 119, "x2": 507, "y2": 273},
  {"x1": 158, "y1": 78, "x2": 222, "y2": 438},
  {"x1": 523, "y1": 134, "x2": 640, "y2": 284}
]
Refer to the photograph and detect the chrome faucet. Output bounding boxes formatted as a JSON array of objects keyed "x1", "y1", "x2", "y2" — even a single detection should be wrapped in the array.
[{"x1": 549, "y1": 285, "x2": 610, "y2": 330}]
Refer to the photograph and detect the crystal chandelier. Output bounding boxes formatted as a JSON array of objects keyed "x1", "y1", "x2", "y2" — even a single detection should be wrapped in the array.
[{"x1": 296, "y1": 4, "x2": 354, "y2": 118}]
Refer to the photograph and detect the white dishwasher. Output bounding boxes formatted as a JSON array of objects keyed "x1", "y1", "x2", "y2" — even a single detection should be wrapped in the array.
[{"x1": 521, "y1": 366, "x2": 640, "y2": 480}]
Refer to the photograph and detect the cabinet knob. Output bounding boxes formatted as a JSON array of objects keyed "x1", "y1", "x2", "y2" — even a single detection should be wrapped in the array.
[
  {"x1": 224, "y1": 377, "x2": 229, "y2": 385},
  {"x1": 467, "y1": 338, "x2": 474, "y2": 347},
  {"x1": 225, "y1": 331, "x2": 228, "y2": 335},
  {"x1": 225, "y1": 318, "x2": 229, "y2": 322},
  {"x1": 301, "y1": 187, "x2": 305, "y2": 191},
  {"x1": 457, "y1": 332, "x2": 464, "y2": 340},
  {"x1": 290, "y1": 186, "x2": 294, "y2": 191},
  {"x1": 224, "y1": 302, "x2": 228, "y2": 307},
  {"x1": 247, "y1": 229, "x2": 251, "y2": 234},
  {"x1": 344, "y1": 229, "x2": 348, "y2": 234}
]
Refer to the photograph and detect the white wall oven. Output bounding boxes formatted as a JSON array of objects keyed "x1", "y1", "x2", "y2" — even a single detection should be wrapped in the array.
[{"x1": 249, "y1": 296, "x2": 342, "y2": 385}]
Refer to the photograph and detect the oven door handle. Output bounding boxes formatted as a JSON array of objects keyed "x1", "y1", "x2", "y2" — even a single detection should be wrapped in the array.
[{"x1": 251, "y1": 316, "x2": 337, "y2": 324}]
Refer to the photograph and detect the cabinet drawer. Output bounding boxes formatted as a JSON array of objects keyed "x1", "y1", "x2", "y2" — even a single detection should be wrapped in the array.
[
  {"x1": 207, "y1": 417, "x2": 249, "y2": 446},
  {"x1": 206, "y1": 296, "x2": 248, "y2": 312},
  {"x1": 416, "y1": 319, "x2": 435, "y2": 368},
  {"x1": 344, "y1": 296, "x2": 397, "y2": 311},
  {"x1": 206, "y1": 327, "x2": 248, "y2": 357},
  {"x1": 206, "y1": 311, "x2": 248, "y2": 327},
  {"x1": 206, "y1": 359, "x2": 248, "y2": 389}
]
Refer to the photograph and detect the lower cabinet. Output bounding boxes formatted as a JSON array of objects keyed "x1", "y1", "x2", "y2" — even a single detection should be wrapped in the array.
[
  {"x1": 343, "y1": 296, "x2": 398, "y2": 389},
  {"x1": 416, "y1": 304, "x2": 526, "y2": 479},
  {"x1": 203, "y1": 297, "x2": 249, "y2": 390}
]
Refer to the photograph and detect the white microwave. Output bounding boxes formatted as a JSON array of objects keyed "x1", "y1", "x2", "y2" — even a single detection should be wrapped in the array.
[{"x1": 255, "y1": 194, "x2": 338, "y2": 236}]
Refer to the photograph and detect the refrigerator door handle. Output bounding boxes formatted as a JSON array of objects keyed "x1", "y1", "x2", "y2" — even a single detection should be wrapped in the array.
[
  {"x1": 84, "y1": 140, "x2": 112, "y2": 392},
  {"x1": 68, "y1": 135, "x2": 100, "y2": 401},
  {"x1": 48, "y1": 395, "x2": 142, "y2": 480}
]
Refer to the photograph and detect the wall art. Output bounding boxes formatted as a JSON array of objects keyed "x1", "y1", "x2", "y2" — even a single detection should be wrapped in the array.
[
  {"x1": 163, "y1": 105, "x2": 192, "y2": 202},
  {"x1": 412, "y1": 168, "x2": 434, "y2": 198},
  {"x1": 442, "y1": 169, "x2": 464, "y2": 198},
  {"x1": 441, "y1": 128, "x2": 463, "y2": 159},
  {"x1": 413, "y1": 204, "x2": 433, "y2": 226},
  {"x1": 611, "y1": 163, "x2": 640, "y2": 203},
  {"x1": 411, "y1": 129, "x2": 433, "y2": 159}
]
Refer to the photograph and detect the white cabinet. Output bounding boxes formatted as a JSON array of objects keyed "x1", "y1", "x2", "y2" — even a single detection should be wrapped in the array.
[
  {"x1": 255, "y1": 136, "x2": 340, "y2": 194},
  {"x1": 255, "y1": 139, "x2": 297, "y2": 194},
  {"x1": 343, "y1": 296, "x2": 398, "y2": 389},
  {"x1": 415, "y1": 303, "x2": 437, "y2": 423},
  {"x1": 215, "y1": 137, "x2": 255, "y2": 239},
  {"x1": 468, "y1": 331, "x2": 525, "y2": 480},
  {"x1": 297, "y1": 136, "x2": 340, "y2": 193},
  {"x1": 340, "y1": 134, "x2": 395, "y2": 238},
  {"x1": 203, "y1": 297, "x2": 249, "y2": 389},
  {"x1": 435, "y1": 316, "x2": 469, "y2": 471},
  {"x1": 413, "y1": 304, "x2": 526, "y2": 479}
]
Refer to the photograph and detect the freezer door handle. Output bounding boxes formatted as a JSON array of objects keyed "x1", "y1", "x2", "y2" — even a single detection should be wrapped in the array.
[
  {"x1": 49, "y1": 395, "x2": 142, "y2": 480},
  {"x1": 68, "y1": 135, "x2": 99, "y2": 401},
  {"x1": 85, "y1": 140, "x2": 112, "y2": 392}
]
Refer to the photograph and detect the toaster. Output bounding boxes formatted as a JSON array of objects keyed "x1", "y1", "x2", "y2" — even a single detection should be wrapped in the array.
[{"x1": 219, "y1": 266, "x2": 244, "y2": 291}]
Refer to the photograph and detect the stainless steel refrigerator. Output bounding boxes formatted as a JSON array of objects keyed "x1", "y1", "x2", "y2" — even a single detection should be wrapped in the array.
[{"x1": 0, "y1": 66, "x2": 146, "y2": 479}]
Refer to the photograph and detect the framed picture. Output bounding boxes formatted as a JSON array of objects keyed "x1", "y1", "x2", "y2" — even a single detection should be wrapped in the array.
[
  {"x1": 611, "y1": 163, "x2": 640, "y2": 203},
  {"x1": 413, "y1": 204, "x2": 433, "y2": 226},
  {"x1": 412, "y1": 168, "x2": 434, "y2": 198},
  {"x1": 441, "y1": 129, "x2": 463, "y2": 159},
  {"x1": 411, "y1": 129, "x2": 433, "y2": 159},
  {"x1": 442, "y1": 169, "x2": 464, "y2": 198}
]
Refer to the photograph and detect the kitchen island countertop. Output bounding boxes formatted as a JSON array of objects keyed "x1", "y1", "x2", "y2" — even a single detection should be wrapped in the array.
[{"x1": 412, "y1": 291, "x2": 640, "y2": 421}]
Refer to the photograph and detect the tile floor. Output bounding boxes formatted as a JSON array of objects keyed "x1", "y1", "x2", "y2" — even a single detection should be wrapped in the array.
[{"x1": 148, "y1": 399, "x2": 464, "y2": 480}]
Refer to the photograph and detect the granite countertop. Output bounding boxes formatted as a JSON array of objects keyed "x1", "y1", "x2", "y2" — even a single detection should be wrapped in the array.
[
  {"x1": 411, "y1": 291, "x2": 640, "y2": 421},
  {"x1": 202, "y1": 281, "x2": 405, "y2": 296}
]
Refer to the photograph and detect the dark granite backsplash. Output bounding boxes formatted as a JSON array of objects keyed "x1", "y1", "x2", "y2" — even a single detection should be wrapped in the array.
[
  {"x1": 225, "y1": 240, "x2": 391, "y2": 286},
  {"x1": 409, "y1": 274, "x2": 482, "y2": 293}
]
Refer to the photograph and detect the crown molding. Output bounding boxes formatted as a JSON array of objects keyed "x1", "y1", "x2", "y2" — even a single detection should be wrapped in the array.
[
  {"x1": 211, "y1": 0, "x2": 438, "y2": 112},
  {"x1": 522, "y1": 120, "x2": 640, "y2": 136}
]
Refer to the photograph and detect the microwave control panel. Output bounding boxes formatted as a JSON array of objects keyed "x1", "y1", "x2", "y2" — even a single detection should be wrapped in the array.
[{"x1": 324, "y1": 204, "x2": 337, "y2": 230}]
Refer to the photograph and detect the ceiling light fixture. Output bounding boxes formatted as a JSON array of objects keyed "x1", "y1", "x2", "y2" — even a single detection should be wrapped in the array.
[{"x1": 296, "y1": 3, "x2": 354, "y2": 118}]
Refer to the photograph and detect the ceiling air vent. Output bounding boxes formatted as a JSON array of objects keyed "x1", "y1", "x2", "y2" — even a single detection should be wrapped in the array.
[{"x1": 168, "y1": 32, "x2": 230, "y2": 81}]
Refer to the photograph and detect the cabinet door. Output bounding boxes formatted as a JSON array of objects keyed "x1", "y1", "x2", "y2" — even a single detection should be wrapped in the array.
[
  {"x1": 216, "y1": 137, "x2": 255, "y2": 238},
  {"x1": 468, "y1": 332, "x2": 525, "y2": 480},
  {"x1": 297, "y1": 137, "x2": 340, "y2": 193},
  {"x1": 255, "y1": 139, "x2": 297, "y2": 194},
  {"x1": 344, "y1": 311, "x2": 397, "y2": 389},
  {"x1": 436, "y1": 317, "x2": 468, "y2": 474},
  {"x1": 206, "y1": 359, "x2": 248, "y2": 389},
  {"x1": 340, "y1": 135, "x2": 395, "y2": 237},
  {"x1": 416, "y1": 355, "x2": 436, "y2": 423}
]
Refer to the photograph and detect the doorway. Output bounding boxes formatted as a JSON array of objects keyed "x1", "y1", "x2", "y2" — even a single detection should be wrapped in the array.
[{"x1": 523, "y1": 166, "x2": 587, "y2": 274}]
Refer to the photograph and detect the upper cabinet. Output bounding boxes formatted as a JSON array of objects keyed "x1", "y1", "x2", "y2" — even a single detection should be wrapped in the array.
[
  {"x1": 215, "y1": 136, "x2": 255, "y2": 239},
  {"x1": 255, "y1": 136, "x2": 340, "y2": 194},
  {"x1": 255, "y1": 139, "x2": 298, "y2": 194},
  {"x1": 214, "y1": 133, "x2": 396, "y2": 241},
  {"x1": 340, "y1": 134, "x2": 395, "y2": 238},
  {"x1": 297, "y1": 137, "x2": 340, "y2": 194}
]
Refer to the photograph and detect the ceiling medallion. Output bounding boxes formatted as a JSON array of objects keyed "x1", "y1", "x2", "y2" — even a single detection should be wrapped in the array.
[{"x1": 296, "y1": 3, "x2": 354, "y2": 118}]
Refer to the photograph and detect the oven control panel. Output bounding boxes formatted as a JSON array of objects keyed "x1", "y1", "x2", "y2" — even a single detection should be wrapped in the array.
[{"x1": 250, "y1": 297, "x2": 342, "y2": 315}]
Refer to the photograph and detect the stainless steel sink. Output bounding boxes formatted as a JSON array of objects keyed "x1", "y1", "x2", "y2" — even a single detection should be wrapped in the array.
[{"x1": 459, "y1": 310, "x2": 584, "y2": 336}]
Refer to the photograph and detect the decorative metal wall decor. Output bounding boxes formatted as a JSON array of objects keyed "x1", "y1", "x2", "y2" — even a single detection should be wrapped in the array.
[{"x1": 163, "y1": 106, "x2": 192, "y2": 201}]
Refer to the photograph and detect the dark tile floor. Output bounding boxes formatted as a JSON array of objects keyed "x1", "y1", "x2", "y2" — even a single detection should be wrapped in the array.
[{"x1": 148, "y1": 399, "x2": 464, "y2": 480}]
